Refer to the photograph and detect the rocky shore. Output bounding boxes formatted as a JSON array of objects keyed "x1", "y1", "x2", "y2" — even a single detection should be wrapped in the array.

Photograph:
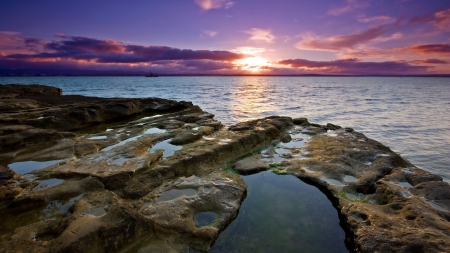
[{"x1": 0, "y1": 84, "x2": 449, "y2": 252}]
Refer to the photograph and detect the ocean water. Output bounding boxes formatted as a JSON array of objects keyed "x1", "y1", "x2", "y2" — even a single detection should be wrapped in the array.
[{"x1": 1, "y1": 76, "x2": 449, "y2": 181}]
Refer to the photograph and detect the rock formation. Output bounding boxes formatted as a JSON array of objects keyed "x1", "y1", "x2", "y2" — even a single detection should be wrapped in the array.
[{"x1": 0, "y1": 84, "x2": 449, "y2": 252}]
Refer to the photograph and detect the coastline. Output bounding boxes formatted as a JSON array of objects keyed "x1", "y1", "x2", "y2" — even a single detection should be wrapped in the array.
[{"x1": 1, "y1": 84, "x2": 449, "y2": 252}]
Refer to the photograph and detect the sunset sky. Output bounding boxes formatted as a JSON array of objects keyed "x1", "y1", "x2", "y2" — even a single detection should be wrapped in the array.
[{"x1": 1, "y1": 0, "x2": 449, "y2": 75}]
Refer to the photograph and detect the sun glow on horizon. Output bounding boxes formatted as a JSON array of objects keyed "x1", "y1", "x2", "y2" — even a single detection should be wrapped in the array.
[{"x1": 235, "y1": 56, "x2": 269, "y2": 72}]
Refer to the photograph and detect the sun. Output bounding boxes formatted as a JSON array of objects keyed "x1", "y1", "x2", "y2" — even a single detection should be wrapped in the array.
[{"x1": 235, "y1": 56, "x2": 269, "y2": 72}]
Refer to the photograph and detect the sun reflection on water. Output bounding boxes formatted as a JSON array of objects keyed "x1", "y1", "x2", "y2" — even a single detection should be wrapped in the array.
[{"x1": 229, "y1": 77, "x2": 281, "y2": 122}]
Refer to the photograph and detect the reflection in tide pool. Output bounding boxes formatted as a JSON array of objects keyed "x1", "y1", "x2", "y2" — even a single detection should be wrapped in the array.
[
  {"x1": 8, "y1": 160, "x2": 62, "y2": 174},
  {"x1": 210, "y1": 171, "x2": 347, "y2": 253},
  {"x1": 150, "y1": 139, "x2": 182, "y2": 158}
]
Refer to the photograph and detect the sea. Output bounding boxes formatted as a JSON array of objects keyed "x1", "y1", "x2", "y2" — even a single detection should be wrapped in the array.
[{"x1": 1, "y1": 76, "x2": 449, "y2": 182}]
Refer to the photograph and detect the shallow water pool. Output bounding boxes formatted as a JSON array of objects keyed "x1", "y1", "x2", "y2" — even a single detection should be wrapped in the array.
[{"x1": 210, "y1": 171, "x2": 348, "y2": 253}]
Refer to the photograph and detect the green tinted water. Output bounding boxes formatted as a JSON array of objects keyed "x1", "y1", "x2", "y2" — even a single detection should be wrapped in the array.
[{"x1": 210, "y1": 171, "x2": 347, "y2": 253}]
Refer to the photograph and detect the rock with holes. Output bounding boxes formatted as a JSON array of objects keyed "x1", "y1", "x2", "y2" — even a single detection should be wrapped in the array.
[
  {"x1": 1, "y1": 84, "x2": 449, "y2": 252},
  {"x1": 139, "y1": 171, "x2": 246, "y2": 251},
  {"x1": 282, "y1": 127, "x2": 450, "y2": 252},
  {"x1": 0, "y1": 191, "x2": 156, "y2": 252}
]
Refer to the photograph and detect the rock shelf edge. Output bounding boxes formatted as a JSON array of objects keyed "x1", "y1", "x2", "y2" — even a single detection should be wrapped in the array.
[{"x1": 0, "y1": 84, "x2": 449, "y2": 253}]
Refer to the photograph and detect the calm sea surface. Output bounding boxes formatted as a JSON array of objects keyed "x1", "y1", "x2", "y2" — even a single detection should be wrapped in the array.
[{"x1": 1, "y1": 76, "x2": 449, "y2": 181}]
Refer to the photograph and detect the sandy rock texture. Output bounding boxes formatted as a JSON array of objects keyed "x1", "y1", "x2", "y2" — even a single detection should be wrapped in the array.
[
  {"x1": 0, "y1": 84, "x2": 292, "y2": 252},
  {"x1": 279, "y1": 120, "x2": 450, "y2": 252},
  {"x1": 1, "y1": 84, "x2": 449, "y2": 252}
]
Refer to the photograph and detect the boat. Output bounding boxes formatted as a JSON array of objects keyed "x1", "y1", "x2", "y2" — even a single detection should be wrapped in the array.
[{"x1": 145, "y1": 71, "x2": 158, "y2": 77}]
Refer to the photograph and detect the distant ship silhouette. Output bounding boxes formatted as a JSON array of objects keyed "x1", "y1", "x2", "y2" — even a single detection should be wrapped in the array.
[{"x1": 145, "y1": 71, "x2": 158, "y2": 77}]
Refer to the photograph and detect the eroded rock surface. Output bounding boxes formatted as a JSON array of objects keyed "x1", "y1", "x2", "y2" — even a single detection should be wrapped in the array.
[
  {"x1": 278, "y1": 125, "x2": 450, "y2": 252},
  {"x1": 0, "y1": 85, "x2": 293, "y2": 252},
  {"x1": 1, "y1": 84, "x2": 449, "y2": 252}
]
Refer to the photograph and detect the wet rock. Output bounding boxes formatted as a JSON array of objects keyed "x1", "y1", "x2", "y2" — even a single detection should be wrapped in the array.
[
  {"x1": 170, "y1": 130, "x2": 203, "y2": 145},
  {"x1": 229, "y1": 116, "x2": 293, "y2": 132},
  {"x1": 406, "y1": 167, "x2": 443, "y2": 185},
  {"x1": 0, "y1": 165, "x2": 23, "y2": 201},
  {"x1": 140, "y1": 171, "x2": 246, "y2": 251},
  {"x1": 198, "y1": 126, "x2": 214, "y2": 135},
  {"x1": 280, "y1": 133, "x2": 292, "y2": 143},
  {"x1": 283, "y1": 127, "x2": 450, "y2": 252},
  {"x1": 196, "y1": 118, "x2": 222, "y2": 130},
  {"x1": 232, "y1": 154, "x2": 270, "y2": 175},
  {"x1": 8, "y1": 176, "x2": 105, "y2": 211},
  {"x1": 325, "y1": 123, "x2": 342, "y2": 130},
  {"x1": 0, "y1": 84, "x2": 62, "y2": 96},
  {"x1": 175, "y1": 112, "x2": 206, "y2": 123},
  {"x1": 0, "y1": 125, "x2": 64, "y2": 153},
  {"x1": 0, "y1": 165, "x2": 14, "y2": 180},
  {"x1": 1, "y1": 85, "x2": 449, "y2": 252},
  {"x1": 154, "y1": 119, "x2": 185, "y2": 129},
  {"x1": 292, "y1": 117, "x2": 309, "y2": 125},
  {"x1": 1, "y1": 191, "x2": 155, "y2": 253}
]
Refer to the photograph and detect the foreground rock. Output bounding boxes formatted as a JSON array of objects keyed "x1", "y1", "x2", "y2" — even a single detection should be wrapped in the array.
[
  {"x1": 1, "y1": 84, "x2": 449, "y2": 252},
  {"x1": 278, "y1": 122, "x2": 450, "y2": 252},
  {"x1": 0, "y1": 84, "x2": 293, "y2": 252}
]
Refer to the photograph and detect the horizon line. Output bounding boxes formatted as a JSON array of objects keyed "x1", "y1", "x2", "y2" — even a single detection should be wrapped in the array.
[{"x1": 2, "y1": 74, "x2": 450, "y2": 77}]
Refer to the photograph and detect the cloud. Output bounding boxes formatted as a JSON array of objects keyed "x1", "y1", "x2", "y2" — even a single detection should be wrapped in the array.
[
  {"x1": 195, "y1": 0, "x2": 234, "y2": 10},
  {"x1": 245, "y1": 28, "x2": 275, "y2": 43},
  {"x1": 201, "y1": 30, "x2": 218, "y2": 38},
  {"x1": 0, "y1": 35, "x2": 46, "y2": 54},
  {"x1": 357, "y1": 15, "x2": 395, "y2": 24},
  {"x1": 231, "y1": 46, "x2": 265, "y2": 55},
  {"x1": 409, "y1": 59, "x2": 448, "y2": 64},
  {"x1": 328, "y1": 0, "x2": 369, "y2": 16},
  {"x1": 0, "y1": 31, "x2": 21, "y2": 36},
  {"x1": 179, "y1": 60, "x2": 236, "y2": 70},
  {"x1": 278, "y1": 58, "x2": 430, "y2": 75},
  {"x1": 373, "y1": 32, "x2": 403, "y2": 42},
  {"x1": 4, "y1": 35, "x2": 246, "y2": 64},
  {"x1": 0, "y1": 35, "x2": 249, "y2": 75},
  {"x1": 295, "y1": 26, "x2": 384, "y2": 51},
  {"x1": 337, "y1": 43, "x2": 450, "y2": 60},
  {"x1": 46, "y1": 36, "x2": 125, "y2": 54},
  {"x1": 124, "y1": 45, "x2": 246, "y2": 62},
  {"x1": 409, "y1": 8, "x2": 450, "y2": 31},
  {"x1": 433, "y1": 9, "x2": 450, "y2": 30},
  {"x1": 409, "y1": 44, "x2": 450, "y2": 54}
]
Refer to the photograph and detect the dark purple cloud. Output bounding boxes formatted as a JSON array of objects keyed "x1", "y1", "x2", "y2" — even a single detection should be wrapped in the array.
[
  {"x1": 5, "y1": 35, "x2": 246, "y2": 64},
  {"x1": 410, "y1": 59, "x2": 448, "y2": 64},
  {"x1": 45, "y1": 36, "x2": 124, "y2": 54},
  {"x1": 179, "y1": 60, "x2": 236, "y2": 71},
  {"x1": 278, "y1": 58, "x2": 430, "y2": 75},
  {"x1": 125, "y1": 45, "x2": 245, "y2": 61},
  {"x1": 409, "y1": 44, "x2": 450, "y2": 54}
]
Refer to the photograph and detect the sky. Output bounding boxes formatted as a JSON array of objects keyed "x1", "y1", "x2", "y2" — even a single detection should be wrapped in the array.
[{"x1": 0, "y1": 0, "x2": 449, "y2": 75}]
